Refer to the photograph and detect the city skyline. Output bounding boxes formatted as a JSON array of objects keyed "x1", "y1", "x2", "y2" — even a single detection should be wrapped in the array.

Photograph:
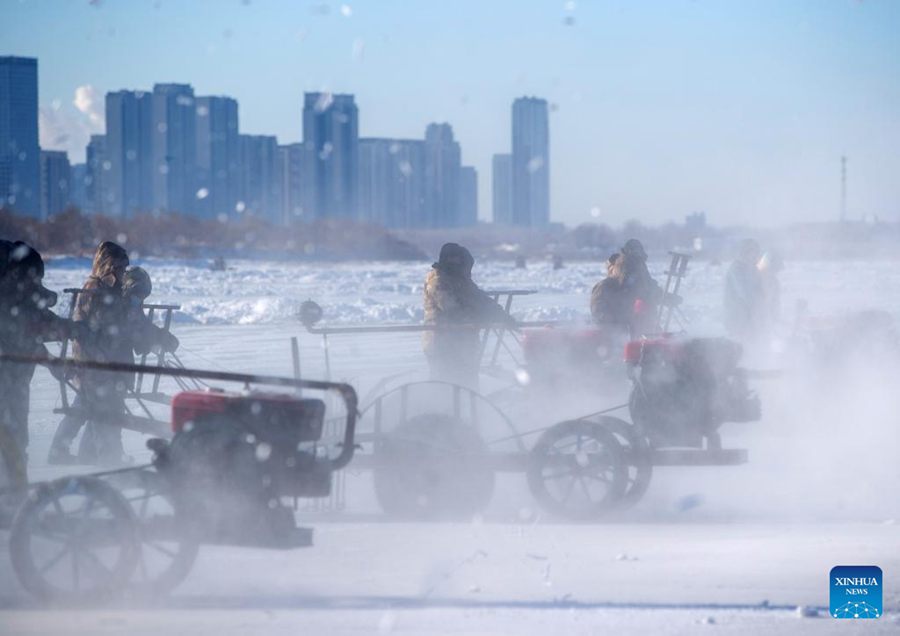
[
  {"x1": 1, "y1": 55, "x2": 501, "y2": 227},
  {"x1": 4, "y1": 1, "x2": 900, "y2": 225}
]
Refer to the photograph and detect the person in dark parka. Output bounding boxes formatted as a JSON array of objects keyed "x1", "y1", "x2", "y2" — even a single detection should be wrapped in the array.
[
  {"x1": 423, "y1": 243, "x2": 512, "y2": 389},
  {"x1": 0, "y1": 241, "x2": 78, "y2": 491}
]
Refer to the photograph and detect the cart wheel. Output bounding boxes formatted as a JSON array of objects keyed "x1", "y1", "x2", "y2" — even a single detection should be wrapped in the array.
[
  {"x1": 9, "y1": 476, "x2": 139, "y2": 602},
  {"x1": 527, "y1": 420, "x2": 627, "y2": 520},
  {"x1": 373, "y1": 414, "x2": 494, "y2": 519},
  {"x1": 118, "y1": 471, "x2": 200, "y2": 597},
  {"x1": 593, "y1": 416, "x2": 652, "y2": 509}
]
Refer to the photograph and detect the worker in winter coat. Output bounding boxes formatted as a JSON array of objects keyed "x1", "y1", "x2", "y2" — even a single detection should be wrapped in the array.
[
  {"x1": 53, "y1": 241, "x2": 132, "y2": 464},
  {"x1": 590, "y1": 253, "x2": 631, "y2": 334},
  {"x1": 48, "y1": 263, "x2": 179, "y2": 463},
  {"x1": 617, "y1": 239, "x2": 681, "y2": 337},
  {"x1": 619, "y1": 239, "x2": 660, "y2": 303},
  {"x1": 423, "y1": 243, "x2": 512, "y2": 389},
  {"x1": 0, "y1": 241, "x2": 80, "y2": 491},
  {"x1": 122, "y1": 266, "x2": 179, "y2": 358},
  {"x1": 724, "y1": 239, "x2": 765, "y2": 341}
]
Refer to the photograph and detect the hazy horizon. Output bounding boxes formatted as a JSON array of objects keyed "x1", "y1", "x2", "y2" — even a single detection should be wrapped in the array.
[{"x1": 4, "y1": 0, "x2": 899, "y2": 227}]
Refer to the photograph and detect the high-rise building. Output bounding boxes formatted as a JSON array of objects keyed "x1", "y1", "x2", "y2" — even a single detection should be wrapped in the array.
[
  {"x1": 69, "y1": 163, "x2": 88, "y2": 211},
  {"x1": 277, "y1": 142, "x2": 305, "y2": 225},
  {"x1": 196, "y1": 96, "x2": 240, "y2": 219},
  {"x1": 302, "y1": 92, "x2": 358, "y2": 219},
  {"x1": 239, "y1": 134, "x2": 280, "y2": 223},
  {"x1": 491, "y1": 153, "x2": 512, "y2": 225},
  {"x1": 458, "y1": 166, "x2": 478, "y2": 226},
  {"x1": 423, "y1": 123, "x2": 461, "y2": 228},
  {"x1": 0, "y1": 56, "x2": 40, "y2": 218},
  {"x1": 39, "y1": 150, "x2": 71, "y2": 218},
  {"x1": 85, "y1": 134, "x2": 109, "y2": 214},
  {"x1": 105, "y1": 89, "x2": 154, "y2": 217},
  {"x1": 152, "y1": 83, "x2": 197, "y2": 215},
  {"x1": 511, "y1": 97, "x2": 550, "y2": 226},
  {"x1": 358, "y1": 138, "x2": 426, "y2": 228}
]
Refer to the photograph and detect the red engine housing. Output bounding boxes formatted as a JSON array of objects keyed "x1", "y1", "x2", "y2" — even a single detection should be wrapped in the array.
[
  {"x1": 171, "y1": 390, "x2": 325, "y2": 444},
  {"x1": 623, "y1": 336, "x2": 681, "y2": 366}
]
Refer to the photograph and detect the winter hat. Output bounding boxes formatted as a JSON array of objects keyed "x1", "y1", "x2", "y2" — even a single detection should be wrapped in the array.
[
  {"x1": 434, "y1": 242, "x2": 475, "y2": 276},
  {"x1": 622, "y1": 238, "x2": 647, "y2": 261},
  {"x1": 123, "y1": 266, "x2": 152, "y2": 300}
]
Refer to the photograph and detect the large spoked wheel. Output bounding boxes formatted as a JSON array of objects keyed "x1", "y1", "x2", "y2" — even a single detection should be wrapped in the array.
[
  {"x1": 373, "y1": 414, "x2": 495, "y2": 519},
  {"x1": 10, "y1": 476, "x2": 139, "y2": 602},
  {"x1": 117, "y1": 471, "x2": 200, "y2": 597},
  {"x1": 527, "y1": 420, "x2": 627, "y2": 520},
  {"x1": 594, "y1": 416, "x2": 653, "y2": 509}
]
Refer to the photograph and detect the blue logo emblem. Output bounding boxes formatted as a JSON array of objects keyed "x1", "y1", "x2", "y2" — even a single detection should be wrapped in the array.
[{"x1": 830, "y1": 565, "x2": 882, "y2": 619}]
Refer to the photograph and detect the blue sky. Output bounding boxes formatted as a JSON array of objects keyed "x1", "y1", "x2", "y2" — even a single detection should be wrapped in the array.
[{"x1": 4, "y1": 0, "x2": 899, "y2": 226}]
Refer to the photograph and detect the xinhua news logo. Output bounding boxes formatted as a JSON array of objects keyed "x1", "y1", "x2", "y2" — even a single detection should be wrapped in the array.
[{"x1": 830, "y1": 565, "x2": 882, "y2": 619}]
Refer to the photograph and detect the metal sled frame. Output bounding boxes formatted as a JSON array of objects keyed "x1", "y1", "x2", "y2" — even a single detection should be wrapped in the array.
[
  {"x1": 55, "y1": 288, "x2": 203, "y2": 438},
  {"x1": 294, "y1": 277, "x2": 758, "y2": 521}
]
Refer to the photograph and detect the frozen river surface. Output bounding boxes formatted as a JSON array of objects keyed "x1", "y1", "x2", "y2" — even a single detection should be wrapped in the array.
[{"x1": 2, "y1": 256, "x2": 899, "y2": 634}]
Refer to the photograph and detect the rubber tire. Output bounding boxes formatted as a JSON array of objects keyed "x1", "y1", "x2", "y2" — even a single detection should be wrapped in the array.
[
  {"x1": 593, "y1": 416, "x2": 653, "y2": 509},
  {"x1": 124, "y1": 471, "x2": 200, "y2": 598},
  {"x1": 10, "y1": 476, "x2": 139, "y2": 602},
  {"x1": 373, "y1": 413, "x2": 494, "y2": 519},
  {"x1": 527, "y1": 419, "x2": 627, "y2": 521}
]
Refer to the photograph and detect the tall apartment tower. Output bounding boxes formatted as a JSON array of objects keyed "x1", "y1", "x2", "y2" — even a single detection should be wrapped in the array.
[
  {"x1": 278, "y1": 142, "x2": 305, "y2": 225},
  {"x1": 85, "y1": 134, "x2": 109, "y2": 214},
  {"x1": 302, "y1": 92, "x2": 359, "y2": 219},
  {"x1": 0, "y1": 56, "x2": 40, "y2": 218},
  {"x1": 358, "y1": 138, "x2": 426, "y2": 228},
  {"x1": 511, "y1": 97, "x2": 550, "y2": 226},
  {"x1": 458, "y1": 166, "x2": 478, "y2": 226},
  {"x1": 69, "y1": 163, "x2": 88, "y2": 211},
  {"x1": 105, "y1": 90, "x2": 154, "y2": 217},
  {"x1": 423, "y1": 123, "x2": 461, "y2": 228},
  {"x1": 39, "y1": 150, "x2": 71, "y2": 218},
  {"x1": 239, "y1": 134, "x2": 280, "y2": 223},
  {"x1": 491, "y1": 153, "x2": 512, "y2": 225},
  {"x1": 196, "y1": 96, "x2": 240, "y2": 219},
  {"x1": 152, "y1": 83, "x2": 197, "y2": 215}
]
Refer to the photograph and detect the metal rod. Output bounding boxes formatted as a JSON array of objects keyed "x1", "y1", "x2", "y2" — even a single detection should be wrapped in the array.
[
  {"x1": 322, "y1": 333, "x2": 331, "y2": 381},
  {"x1": 304, "y1": 320, "x2": 556, "y2": 336},
  {"x1": 483, "y1": 289, "x2": 537, "y2": 296},
  {"x1": 136, "y1": 305, "x2": 155, "y2": 393},
  {"x1": 486, "y1": 402, "x2": 631, "y2": 446},
  {"x1": 62, "y1": 289, "x2": 180, "y2": 311},
  {"x1": 0, "y1": 354, "x2": 359, "y2": 471},
  {"x1": 490, "y1": 293, "x2": 516, "y2": 365},
  {"x1": 151, "y1": 308, "x2": 174, "y2": 394},
  {"x1": 657, "y1": 253, "x2": 677, "y2": 329},
  {"x1": 291, "y1": 336, "x2": 302, "y2": 396}
]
